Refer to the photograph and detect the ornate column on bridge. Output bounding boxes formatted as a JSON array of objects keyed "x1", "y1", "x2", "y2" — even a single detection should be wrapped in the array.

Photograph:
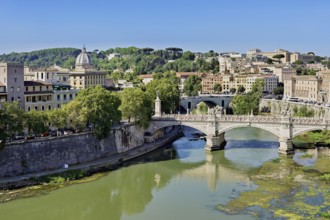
[
  {"x1": 205, "y1": 106, "x2": 226, "y2": 151},
  {"x1": 154, "y1": 93, "x2": 161, "y2": 117},
  {"x1": 278, "y1": 109, "x2": 294, "y2": 155}
]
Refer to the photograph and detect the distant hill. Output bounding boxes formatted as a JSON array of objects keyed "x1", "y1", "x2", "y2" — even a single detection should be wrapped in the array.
[{"x1": 0, "y1": 48, "x2": 81, "y2": 68}]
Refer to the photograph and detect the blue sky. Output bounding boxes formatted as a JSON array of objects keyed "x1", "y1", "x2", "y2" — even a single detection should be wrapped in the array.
[{"x1": 0, "y1": 0, "x2": 329, "y2": 55}]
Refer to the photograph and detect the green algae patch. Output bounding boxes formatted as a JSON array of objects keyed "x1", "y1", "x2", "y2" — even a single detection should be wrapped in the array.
[
  {"x1": 217, "y1": 156, "x2": 330, "y2": 219},
  {"x1": 0, "y1": 172, "x2": 107, "y2": 203}
]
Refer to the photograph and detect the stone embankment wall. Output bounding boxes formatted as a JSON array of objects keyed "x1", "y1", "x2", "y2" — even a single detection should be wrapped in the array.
[
  {"x1": 259, "y1": 99, "x2": 330, "y2": 118},
  {"x1": 0, "y1": 124, "x2": 166, "y2": 178}
]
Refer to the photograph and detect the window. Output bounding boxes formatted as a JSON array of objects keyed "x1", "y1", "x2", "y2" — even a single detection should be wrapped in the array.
[
  {"x1": 33, "y1": 86, "x2": 35, "y2": 91},
  {"x1": 40, "y1": 86, "x2": 42, "y2": 91},
  {"x1": 57, "y1": 95, "x2": 60, "y2": 101},
  {"x1": 14, "y1": 77, "x2": 17, "y2": 83},
  {"x1": 64, "y1": 94, "x2": 67, "y2": 100},
  {"x1": 11, "y1": 87, "x2": 14, "y2": 92},
  {"x1": 41, "y1": 73, "x2": 44, "y2": 79},
  {"x1": 15, "y1": 69, "x2": 16, "y2": 73},
  {"x1": 25, "y1": 87, "x2": 28, "y2": 92},
  {"x1": 35, "y1": 106, "x2": 38, "y2": 110},
  {"x1": 28, "y1": 107, "x2": 30, "y2": 111},
  {"x1": 48, "y1": 105, "x2": 51, "y2": 110},
  {"x1": 70, "y1": 94, "x2": 73, "y2": 100},
  {"x1": 11, "y1": 97, "x2": 14, "y2": 101},
  {"x1": 17, "y1": 86, "x2": 20, "y2": 92},
  {"x1": 57, "y1": 104, "x2": 60, "y2": 108},
  {"x1": 42, "y1": 106, "x2": 45, "y2": 111}
]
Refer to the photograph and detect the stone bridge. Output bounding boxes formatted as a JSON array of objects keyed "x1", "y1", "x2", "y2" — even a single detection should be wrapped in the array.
[
  {"x1": 148, "y1": 113, "x2": 330, "y2": 154},
  {"x1": 179, "y1": 95, "x2": 234, "y2": 113}
]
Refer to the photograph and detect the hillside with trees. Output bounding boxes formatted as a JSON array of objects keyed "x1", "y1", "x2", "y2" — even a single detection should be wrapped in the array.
[
  {"x1": 0, "y1": 47, "x2": 220, "y2": 75},
  {"x1": 0, "y1": 48, "x2": 81, "y2": 68}
]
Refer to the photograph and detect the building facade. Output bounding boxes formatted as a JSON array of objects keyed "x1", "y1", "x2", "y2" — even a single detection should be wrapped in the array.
[
  {"x1": 201, "y1": 74, "x2": 222, "y2": 94},
  {"x1": 284, "y1": 76, "x2": 322, "y2": 101},
  {"x1": 0, "y1": 63, "x2": 25, "y2": 108},
  {"x1": 24, "y1": 81, "x2": 54, "y2": 111}
]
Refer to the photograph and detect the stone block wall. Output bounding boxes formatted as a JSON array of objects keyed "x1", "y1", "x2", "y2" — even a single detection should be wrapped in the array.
[{"x1": 0, "y1": 124, "x2": 147, "y2": 178}]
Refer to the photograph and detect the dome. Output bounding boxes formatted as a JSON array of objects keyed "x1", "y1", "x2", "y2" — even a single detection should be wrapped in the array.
[{"x1": 75, "y1": 46, "x2": 92, "y2": 70}]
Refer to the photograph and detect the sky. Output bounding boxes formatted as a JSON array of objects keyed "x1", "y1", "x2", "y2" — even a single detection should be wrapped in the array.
[{"x1": 0, "y1": 0, "x2": 329, "y2": 56}]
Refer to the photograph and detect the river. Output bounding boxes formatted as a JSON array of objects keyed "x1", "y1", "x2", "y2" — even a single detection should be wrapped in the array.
[{"x1": 0, "y1": 127, "x2": 329, "y2": 220}]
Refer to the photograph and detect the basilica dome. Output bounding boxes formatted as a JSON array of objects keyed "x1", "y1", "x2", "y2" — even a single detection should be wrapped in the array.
[{"x1": 75, "y1": 46, "x2": 92, "y2": 70}]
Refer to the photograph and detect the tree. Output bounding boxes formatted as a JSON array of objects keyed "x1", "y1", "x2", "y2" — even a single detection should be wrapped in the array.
[
  {"x1": 0, "y1": 101, "x2": 24, "y2": 148},
  {"x1": 24, "y1": 110, "x2": 48, "y2": 135},
  {"x1": 145, "y1": 78, "x2": 180, "y2": 114},
  {"x1": 237, "y1": 85, "x2": 246, "y2": 94},
  {"x1": 265, "y1": 58, "x2": 273, "y2": 64},
  {"x1": 273, "y1": 82, "x2": 284, "y2": 95},
  {"x1": 230, "y1": 79, "x2": 264, "y2": 115},
  {"x1": 72, "y1": 85, "x2": 121, "y2": 139},
  {"x1": 182, "y1": 51, "x2": 195, "y2": 60},
  {"x1": 272, "y1": 54, "x2": 285, "y2": 63},
  {"x1": 293, "y1": 60, "x2": 303, "y2": 65},
  {"x1": 47, "y1": 108, "x2": 68, "y2": 130},
  {"x1": 213, "y1": 83, "x2": 222, "y2": 94},
  {"x1": 229, "y1": 88, "x2": 236, "y2": 94},
  {"x1": 119, "y1": 88, "x2": 153, "y2": 128},
  {"x1": 184, "y1": 75, "x2": 201, "y2": 96}
]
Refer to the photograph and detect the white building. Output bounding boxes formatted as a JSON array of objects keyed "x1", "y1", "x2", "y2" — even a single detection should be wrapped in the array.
[
  {"x1": 246, "y1": 75, "x2": 279, "y2": 93},
  {"x1": 107, "y1": 53, "x2": 121, "y2": 60}
]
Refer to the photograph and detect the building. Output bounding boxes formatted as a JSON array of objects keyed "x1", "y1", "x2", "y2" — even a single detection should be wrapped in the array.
[
  {"x1": 176, "y1": 72, "x2": 198, "y2": 93},
  {"x1": 222, "y1": 75, "x2": 234, "y2": 92},
  {"x1": 284, "y1": 76, "x2": 322, "y2": 101},
  {"x1": 247, "y1": 48, "x2": 261, "y2": 58},
  {"x1": 107, "y1": 53, "x2": 121, "y2": 60},
  {"x1": 273, "y1": 66, "x2": 296, "y2": 82},
  {"x1": 0, "y1": 63, "x2": 25, "y2": 108},
  {"x1": 201, "y1": 74, "x2": 222, "y2": 94},
  {"x1": 52, "y1": 83, "x2": 78, "y2": 109},
  {"x1": 139, "y1": 74, "x2": 154, "y2": 84},
  {"x1": 290, "y1": 53, "x2": 315, "y2": 63},
  {"x1": 24, "y1": 81, "x2": 54, "y2": 111},
  {"x1": 69, "y1": 46, "x2": 106, "y2": 90},
  {"x1": 0, "y1": 82, "x2": 7, "y2": 105},
  {"x1": 258, "y1": 49, "x2": 291, "y2": 63},
  {"x1": 320, "y1": 70, "x2": 330, "y2": 103}
]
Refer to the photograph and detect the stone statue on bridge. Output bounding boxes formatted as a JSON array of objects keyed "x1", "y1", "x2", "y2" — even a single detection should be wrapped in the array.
[
  {"x1": 281, "y1": 105, "x2": 292, "y2": 118},
  {"x1": 208, "y1": 105, "x2": 223, "y2": 116}
]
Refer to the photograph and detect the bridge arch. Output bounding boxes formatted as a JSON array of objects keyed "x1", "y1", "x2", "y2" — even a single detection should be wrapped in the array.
[
  {"x1": 148, "y1": 121, "x2": 208, "y2": 135},
  {"x1": 292, "y1": 127, "x2": 324, "y2": 138},
  {"x1": 218, "y1": 124, "x2": 281, "y2": 138}
]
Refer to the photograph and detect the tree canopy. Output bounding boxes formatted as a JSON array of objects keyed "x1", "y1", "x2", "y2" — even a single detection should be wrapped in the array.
[{"x1": 184, "y1": 75, "x2": 202, "y2": 96}]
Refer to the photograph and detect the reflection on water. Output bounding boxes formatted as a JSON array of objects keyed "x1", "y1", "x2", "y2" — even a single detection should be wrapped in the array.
[{"x1": 0, "y1": 127, "x2": 328, "y2": 220}]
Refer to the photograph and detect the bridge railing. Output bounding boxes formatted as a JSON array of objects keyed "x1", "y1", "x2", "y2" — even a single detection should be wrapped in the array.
[{"x1": 154, "y1": 114, "x2": 329, "y2": 125}]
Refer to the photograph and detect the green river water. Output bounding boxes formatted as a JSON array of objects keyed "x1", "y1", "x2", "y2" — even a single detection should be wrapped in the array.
[{"x1": 0, "y1": 127, "x2": 329, "y2": 220}]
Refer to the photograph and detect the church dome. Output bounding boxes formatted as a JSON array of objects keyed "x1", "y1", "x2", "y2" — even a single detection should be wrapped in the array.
[{"x1": 75, "y1": 46, "x2": 92, "y2": 70}]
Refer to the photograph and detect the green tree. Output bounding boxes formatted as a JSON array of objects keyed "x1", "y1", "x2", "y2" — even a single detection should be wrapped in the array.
[
  {"x1": 272, "y1": 54, "x2": 285, "y2": 63},
  {"x1": 294, "y1": 105, "x2": 314, "y2": 117},
  {"x1": 182, "y1": 51, "x2": 195, "y2": 60},
  {"x1": 229, "y1": 88, "x2": 236, "y2": 94},
  {"x1": 63, "y1": 100, "x2": 88, "y2": 132},
  {"x1": 0, "y1": 101, "x2": 24, "y2": 148},
  {"x1": 231, "y1": 79, "x2": 264, "y2": 115},
  {"x1": 119, "y1": 88, "x2": 153, "y2": 128},
  {"x1": 145, "y1": 78, "x2": 180, "y2": 114},
  {"x1": 184, "y1": 75, "x2": 201, "y2": 96},
  {"x1": 24, "y1": 110, "x2": 48, "y2": 135},
  {"x1": 47, "y1": 108, "x2": 68, "y2": 129},
  {"x1": 265, "y1": 58, "x2": 273, "y2": 64},
  {"x1": 213, "y1": 83, "x2": 222, "y2": 93},
  {"x1": 74, "y1": 85, "x2": 121, "y2": 139},
  {"x1": 237, "y1": 85, "x2": 246, "y2": 94}
]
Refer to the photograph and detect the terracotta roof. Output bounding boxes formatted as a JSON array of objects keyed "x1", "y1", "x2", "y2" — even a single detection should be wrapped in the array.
[
  {"x1": 176, "y1": 72, "x2": 198, "y2": 77},
  {"x1": 138, "y1": 74, "x2": 154, "y2": 78}
]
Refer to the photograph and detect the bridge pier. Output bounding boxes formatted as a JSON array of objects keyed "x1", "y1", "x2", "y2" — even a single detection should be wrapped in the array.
[
  {"x1": 205, "y1": 133, "x2": 226, "y2": 151},
  {"x1": 278, "y1": 138, "x2": 294, "y2": 155}
]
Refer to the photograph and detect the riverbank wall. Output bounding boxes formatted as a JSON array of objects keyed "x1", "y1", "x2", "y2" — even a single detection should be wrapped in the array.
[
  {"x1": 0, "y1": 124, "x2": 178, "y2": 179},
  {"x1": 259, "y1": 99, "x2": 330, "y2": 118}
]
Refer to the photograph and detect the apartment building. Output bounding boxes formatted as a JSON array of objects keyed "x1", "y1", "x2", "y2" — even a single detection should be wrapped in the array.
[
  {"x1": 284, "y1": 76, "x2": 322, "y2": 101},
  {"x1": 24, "y1": 81, "x2": 54, "y2": 111},
  {"x1": 201, "y1": 74, "x2": 222, "y2": 94}
]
